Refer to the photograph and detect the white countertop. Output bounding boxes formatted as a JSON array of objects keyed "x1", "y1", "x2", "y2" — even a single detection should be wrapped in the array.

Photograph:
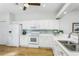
[
  {"x1": 53, "y1": 34, "x2": 79, "y2": 56},
  {"x1": 56, "y1": 34, "x2": 78, "y2": 43}
]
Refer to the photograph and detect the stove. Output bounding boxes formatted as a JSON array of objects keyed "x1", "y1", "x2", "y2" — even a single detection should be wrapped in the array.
[{"x1": 27, "y1": 31, "x2": 39, "y2": 48}]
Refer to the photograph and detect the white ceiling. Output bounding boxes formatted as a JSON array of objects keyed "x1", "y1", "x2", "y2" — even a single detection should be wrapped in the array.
[
  {"x1": 0, "y1": 3, "x2": 79, "y2": 19},
  {"x1": 0, "y1": 3, "x2": 64, "y2": 15},
  {"x1": 65, "y1": 3, "x2": 79, "y2": 13}
]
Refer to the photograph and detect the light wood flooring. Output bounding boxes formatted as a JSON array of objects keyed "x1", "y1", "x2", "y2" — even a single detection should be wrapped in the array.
[{"x1": 0, "y1": 45, "x2": 54, "y2": 56}]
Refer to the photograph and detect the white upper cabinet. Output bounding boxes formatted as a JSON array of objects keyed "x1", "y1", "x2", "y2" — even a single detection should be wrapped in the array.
[
  {"x1": 16, "y1": 20, "x2": 59, "y2": 29},
  {"x1": 39, "y1": 20, "x2": 59, "y2": 29}
]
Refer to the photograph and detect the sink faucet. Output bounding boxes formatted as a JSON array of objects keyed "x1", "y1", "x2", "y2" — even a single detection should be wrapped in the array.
[
  {"x1": 68, "y1": 32, "x2": 79, "y2": 42},
  {"x1": 68, "y1": 32, "x2": 79, "y2": 44},
  {"x1": 68, "y1": 32, "x2": 73, "y2": 38}
]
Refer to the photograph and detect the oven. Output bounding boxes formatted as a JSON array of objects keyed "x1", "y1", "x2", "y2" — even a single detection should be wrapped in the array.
[{"x1": 28, "y1": 32, "x2": 39, "y2": 45}]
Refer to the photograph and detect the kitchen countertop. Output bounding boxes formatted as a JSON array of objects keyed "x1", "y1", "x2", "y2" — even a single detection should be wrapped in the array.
[
  {"x1": 53, "y1": 34, "x2": 79, "y2": 56},
  {"x1": 56, "y1": 34, "x2": 78, "y2": 43}
]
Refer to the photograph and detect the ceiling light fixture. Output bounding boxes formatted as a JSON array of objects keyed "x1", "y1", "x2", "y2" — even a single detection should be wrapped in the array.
[
  {"x1": 64, "y1": 11, "x2": 67, "y2": 14},
  {"x1": 16, "y1": 3, "x2": 41, "y2": 11},
  {"x1": 20, "y1": 7, "x2": 23, "y2": 10},
  {"x1": 24, "y1": 3, "x2": 29, "y2": 8},
  {"x1": 43, "y1": 4, "x2": 46, "y2": 7}
]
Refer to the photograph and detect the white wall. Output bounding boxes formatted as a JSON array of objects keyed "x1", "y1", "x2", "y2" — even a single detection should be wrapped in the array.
[
  {"x1": 9, "y1": 13, "x2": 15, "y2": 23},
  {"x1": 14, "y1": 12, "x2": 55, "y2": 21},
  {"x1": 0, "y1": 12, "x2": 10, "y2": 21},
  {"x1": 60, "y1": 11, "x2": 79, "y2": 34}
]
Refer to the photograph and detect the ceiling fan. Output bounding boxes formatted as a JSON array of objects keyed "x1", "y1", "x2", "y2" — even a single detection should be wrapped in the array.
[{"x1": 16, "y1": 3, "x2": 41, "y2": 11}]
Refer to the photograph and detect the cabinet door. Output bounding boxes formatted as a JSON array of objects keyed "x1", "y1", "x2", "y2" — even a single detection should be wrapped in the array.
[
  {"x1": 20, "y1": 35, "x2": 28, "y2": 47},
  {"x1": 39, "y1": 34, "x2": 53, "y2": 48}
]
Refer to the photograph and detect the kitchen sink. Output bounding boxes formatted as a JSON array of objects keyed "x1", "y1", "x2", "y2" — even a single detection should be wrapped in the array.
[
  {"x1": 58, "y1": 40, "x2": 74, "y2": 45},
  {"x1": 58, "y1": 40, "x2": 79, "y2": 51}
]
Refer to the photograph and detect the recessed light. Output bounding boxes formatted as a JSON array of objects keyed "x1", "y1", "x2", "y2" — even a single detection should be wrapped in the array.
[
  {"x1": 43, "y1": 4, "x2": 46, "y2": 7},
  {"x1": 24, "y1": 3, "x2": 29, "y2": 7},
  {"x1": 20, "y1": 7, "x2": 23, "y2": 10},
  {"x1": 64, "y1": 12, "x2": 67, "y2": 14}
]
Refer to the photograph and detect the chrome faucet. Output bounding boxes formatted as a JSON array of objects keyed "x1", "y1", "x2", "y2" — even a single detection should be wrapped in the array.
[
  {"x1": 68, "y1": 32, "x2": 73, "y2": 38},
  {"x1": 68, "y1": 32, "x2": 79, "y2": 44},
  {"x1": 68, "y1": 32, "x2": 79, "y2": 43}
]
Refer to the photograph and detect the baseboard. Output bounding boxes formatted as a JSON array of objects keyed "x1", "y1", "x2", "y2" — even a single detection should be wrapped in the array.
[
  {"x1": 0, "y1": 44, "x2": 6, "y2": 46},
  {"x1": 39, "y1": 46, "x2": 52, "y2": 49},
  {"x1": 0, "y1": 43, "x2": 7, "y2": 46},
  {"x1": 6, "y1": 44, "x2": 19, "y2": 47}
]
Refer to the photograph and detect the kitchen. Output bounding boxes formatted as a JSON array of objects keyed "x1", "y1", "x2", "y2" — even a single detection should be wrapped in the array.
[{"x1": 0, "y1": 3, "x2": 79, "y2": 56}]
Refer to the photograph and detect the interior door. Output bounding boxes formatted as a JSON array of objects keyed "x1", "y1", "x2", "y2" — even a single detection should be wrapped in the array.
[
  {"x1": 8, "y1": 24, "x2": 20, "y2": 47},
  {"x1": 0, "y1": 21, "x2": 8, "y2": 45}
]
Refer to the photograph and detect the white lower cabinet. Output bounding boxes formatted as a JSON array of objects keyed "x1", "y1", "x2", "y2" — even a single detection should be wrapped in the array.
[
  {"x1": 20, "y1": 35, "x2": 28, "y2": 47},
  {"x1": 39, "y1": 34, "x2": 53, "y2": 48}
]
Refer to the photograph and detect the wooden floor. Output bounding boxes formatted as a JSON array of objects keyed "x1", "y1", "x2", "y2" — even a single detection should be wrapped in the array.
[{"x1": 0, "y1": 45, "x2": 54, "y2": 56}]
